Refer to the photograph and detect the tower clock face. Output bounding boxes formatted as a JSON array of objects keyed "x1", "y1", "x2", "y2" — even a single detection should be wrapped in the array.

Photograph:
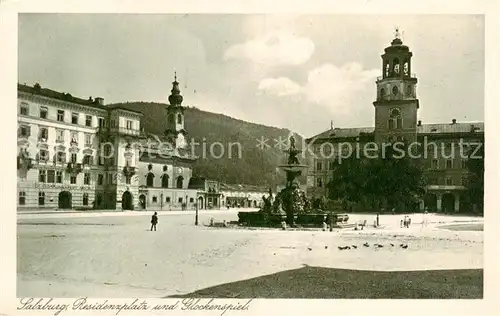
[{"x1": 392, "y1": 86, "x2": 399, "y2": 96}]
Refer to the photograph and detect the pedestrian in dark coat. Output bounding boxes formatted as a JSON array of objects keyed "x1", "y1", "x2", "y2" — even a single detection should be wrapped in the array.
[{"x1": 151, "y1": 212, "x2": 158, "y2": 231}]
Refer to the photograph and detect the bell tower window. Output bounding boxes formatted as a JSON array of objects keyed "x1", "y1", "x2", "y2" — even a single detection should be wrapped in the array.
[
  {"x1": 177, "y1": 113, "x2": 182, "y2": 124},
  {"x1": 388, "y1": 108, "x2": 402, "y2": 130},
  {"x1": 393, "y1": 58, "x2": 400, "y2": 74},
  {"x1": 379, "y1": 88, "x2": 385, "y2": 100}
]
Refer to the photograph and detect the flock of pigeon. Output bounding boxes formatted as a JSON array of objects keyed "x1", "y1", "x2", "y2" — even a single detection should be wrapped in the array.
[{"x1": 306, "y1": 242, "x2": 409, "y2": 251}]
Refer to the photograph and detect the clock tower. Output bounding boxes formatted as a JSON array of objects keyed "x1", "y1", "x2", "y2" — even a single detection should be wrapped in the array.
[{"x1": 373, "y1": 29, "x2": 419, "y2": 144}]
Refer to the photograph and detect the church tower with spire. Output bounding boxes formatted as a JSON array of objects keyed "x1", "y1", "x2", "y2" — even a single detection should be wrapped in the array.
[
  {"x1": 165, "y1": 72, "x2": 187, "y2": 149},
  {"x1": 373, "y1": 28, "x2": 419, "y2": 144}
]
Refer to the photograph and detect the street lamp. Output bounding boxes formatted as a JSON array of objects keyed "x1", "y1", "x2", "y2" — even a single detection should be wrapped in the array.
[{"x1": 195, "y1": 202, "x2": 199, "y2": 226}]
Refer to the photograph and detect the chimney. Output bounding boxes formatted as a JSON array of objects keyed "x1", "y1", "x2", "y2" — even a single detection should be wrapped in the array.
[
  {"x1": 95, "y1": 97, "x2": 104, "y2": 105},
  {"x1": 417, "y1": 120, "x2": 422, "y2": 126},
  {"x1": 452, "y1": 118, "x2": 457, "y2": 124}
]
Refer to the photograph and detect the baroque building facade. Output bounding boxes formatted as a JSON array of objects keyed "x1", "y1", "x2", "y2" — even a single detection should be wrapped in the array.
[
  {"x1": 305, "y1": 32, "x2": 484, "y2": 213},
  {"x1": 17, "y1": 76, "x2": 201, "y2": 211}
]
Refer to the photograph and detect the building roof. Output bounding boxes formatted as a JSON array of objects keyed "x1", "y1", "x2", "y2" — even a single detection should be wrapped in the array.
[
  {"x1": 307, "y1": 122, "x2": 484, "y2": 142},
  {"x1": 18, "y1": 83, "x2": 107, "y2": 110},
  {"x1": 307, "y1": 127, "x2": 374, "y2": 141},
  {"x1": 417, "y1": 122, "x2": 484, "y2": 134}
]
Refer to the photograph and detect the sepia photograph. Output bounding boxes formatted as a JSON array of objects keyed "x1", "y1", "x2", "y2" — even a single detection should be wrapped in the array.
[{"x1": 3, "y1": 5, "x2": 495, "y2": 313}]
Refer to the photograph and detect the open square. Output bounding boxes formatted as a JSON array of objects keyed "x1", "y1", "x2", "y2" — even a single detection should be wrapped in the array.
[{"x1": 17, "y1": 210, "x2": 483, "y2": 298}]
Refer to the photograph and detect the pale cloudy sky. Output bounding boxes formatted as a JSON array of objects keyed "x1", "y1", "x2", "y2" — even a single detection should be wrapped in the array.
[{"x1": 18, "y1": 14, "x2": 484, "y2": 137}]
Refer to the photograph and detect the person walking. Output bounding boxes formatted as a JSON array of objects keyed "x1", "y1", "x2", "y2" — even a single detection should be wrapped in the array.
[{"x1": 150, "y1": 212, "x2": 158, "y2": 231}]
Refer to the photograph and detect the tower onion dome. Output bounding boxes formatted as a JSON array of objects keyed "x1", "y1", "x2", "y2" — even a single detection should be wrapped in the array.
[{"x1": 168, "y1": 72, "x2": 183, "y2": 105}]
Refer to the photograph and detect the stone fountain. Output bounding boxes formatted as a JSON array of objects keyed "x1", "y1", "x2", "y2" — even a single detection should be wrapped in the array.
[{"x1": 277, "y1": 135, "x2": 309, "y2": 226}]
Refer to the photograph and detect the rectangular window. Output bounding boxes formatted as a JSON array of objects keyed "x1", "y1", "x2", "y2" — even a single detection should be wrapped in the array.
[
  {"x1": 20, "y1": 103, "x2": 29, "y2": 115},
  {"x1": 432, "y1": 159, "x2": 439, "y2": 169},
  {"x1": 166, "y1": 197, "x2": 171, "y2": 203},
  {"x1": 83, "y1": 193, "x2": 89, "y2": 206},
  {"x1": 70, "y1": 131, "x2": 78, "y2": 144},
  {"x1": 39, "y1": 149, "x2": 49, "y2": 162},
  {"x1": 152, "y1": 196, "x2": 158, "y2": 203},
  {"x1": 38, "y1": 192, "x2": 45, "y2": 206},
  {"x1": 39, "y1": 170, "x2": 46, "y2": 183},
  {"x1": 98, "y1": 174, "x2": 103, "y2": 185},
  {"x1": 19, "y1": 125, "x2": 31, "y2": 137},
  {"x1": 461, "y1": 175, "x2": 468, "y2": 186},
  {"x1": 56, "y1": 171, "x2": 63, "y2": 183},
  {"x1": 19, "y1": 191, "x2": 26, "y2": 205},
  {"x1": 125, "y1": 176, "x2": 131, "y2": 185},
  {"x1": 461, "y1": 159, "x2": 468, "y2": 169},
  {"x1": 445, "y1": 177, "x2": 453, "y2": 185},
  {"x1": 38, "y1": 127, "x2": 49, "y2": 141},
  {"x1": 71, "y1": 153, "x2": 77, "y2": 163},
  {"x1": 316, "y1": 162, "x2": 322, "y2": 171},
  {"x1": 316, "y1": 178, "x2": 323, "y2": 187},
  {"x1": 126, "y1": 120, "x2": 133, "y2": 129},
  {"x1": 40, "y1": 106, "x2": 48, "y2": 119},
  {"x1": 71, "y1": 112, "x2": 79, "y2": 124},
  {"x1": 178, "y1": 197, "x2": 183, "y2": 203},
  {"x1": 57, "y1": 152, "x2": 66, "y2": 163},
  {"x1": 85, "y1": 115, "x2": 92, "y2": 127},
  {"x1": 189, "y1": 197, "x2": 194, "y2": 203},
  {"x1": 329, "y1": 161, "x2": 336, "y2": 170},
  {"x1": 446, "y1": 159, "x2": 453, "y2": 169},
  {"x1": 57, "y1": 110, "x2": 64, "y2": 122},
  {"x1": 84, "y1": 134, "x2": 92, "y2": 147},
  {"x1": 47, "y1": 170, "x2": 55, "y2": 183},
  {"x1": 70, "y1": 175, "x2": 77, "y2": 184},
  {"x1": 98, "y1": 117, "x2": 105, "y2": 128},
  {"x1": 56, "y1": 129, "x2": 64, "y2": 142},
  {"x1": 84, "y1": 173, "x2": 90, "y2": 185}
]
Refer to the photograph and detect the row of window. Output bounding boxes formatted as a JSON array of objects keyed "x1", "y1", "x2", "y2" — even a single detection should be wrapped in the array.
[
  {"x1": 37, "y1": 170, "x2": 128, "y2": 186},
  {"x1": 145, "y1": 173, "x2": 184, "y2": 189},
  {"x1": 20, "y1": 103, "x2": 136, "y2": 130},
  {"x1": 315, "y1": 158, "x2": 469, "y2": 171},
  {"x1": 150, "y1": 196, "x2": 194, "y2": 204},
  {"x1": 36, "y1": 151, "x2": 94, "y2": 165},
  {"x1": 39, "y1": 170, "x2": 91, "y2": 185},
  {"x1": 18, "y1": 191, "x2": 90, "y2": 206},
  {"x1": 18, "y1": 125, "x2": 95, "y2": 146},
  {"x1": 314, "y1": 175, "x2": 468, "y2": 188},
  {"x1": 20, "y1": 103, "x2": 99, "y2": 127}
]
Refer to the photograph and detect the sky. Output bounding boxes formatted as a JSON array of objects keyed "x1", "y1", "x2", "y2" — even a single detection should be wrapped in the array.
[{"x1": 18, "y1": 14, "x2": 484, "y2": 137}]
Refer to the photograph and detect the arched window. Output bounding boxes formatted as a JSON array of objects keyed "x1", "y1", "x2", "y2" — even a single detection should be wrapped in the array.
[
  {"x1": 403, "y1": 60, "x2": 409, "y2": 75},
  {"x1": 176, "y1": 176, "x2": 184, "y2": 189},
  {"x1": 393, "y1": 58, "x2": 400, "y2": 74},
  {"x1": 162, "y1": 174, "x2": 169, "y2": 188},
  {"x1": 177, "y1": 113, "x2": 182, "y2": 125},
  {"x1": 379, "y1": 88, "x2": 385, "y2": 100},
  {"x1": 168, "y1": 114, "x2": 175, "y2": 125},
  {"x1": 388, "y1": 108, "x2": 403, "y2": 130},
  {"x1": 146, "y1": 173, "x2": 154, "y2": 187}
]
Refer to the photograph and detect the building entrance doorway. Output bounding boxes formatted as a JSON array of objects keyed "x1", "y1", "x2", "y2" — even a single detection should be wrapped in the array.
[
  {"x1": 58, "y1": 191, "x2": 72, "y2": 209},
  {"x1": 122, "y1": 191, "x2": 133, "y2": 210}
]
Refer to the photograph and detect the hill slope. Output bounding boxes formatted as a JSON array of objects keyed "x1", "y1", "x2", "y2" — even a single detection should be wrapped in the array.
[{"x1": 109, "y1": 102, "x2": 304, "y2": 187}]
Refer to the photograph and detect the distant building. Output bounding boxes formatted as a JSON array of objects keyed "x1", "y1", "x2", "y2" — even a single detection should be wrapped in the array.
[
  {"x1": 306, "y1": 33, "x2": 484, "y2": 213},
  {"x1": 17, "y1": 75, "x2": 199, "y2": 211},
  {"x1": 219, "y1": 183, "x2": 268, "y2": 208}
]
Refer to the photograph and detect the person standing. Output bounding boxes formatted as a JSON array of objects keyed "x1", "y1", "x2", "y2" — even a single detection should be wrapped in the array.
[{"x1": 150, "y1": 212, "x2": 158, "y2": 231}]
